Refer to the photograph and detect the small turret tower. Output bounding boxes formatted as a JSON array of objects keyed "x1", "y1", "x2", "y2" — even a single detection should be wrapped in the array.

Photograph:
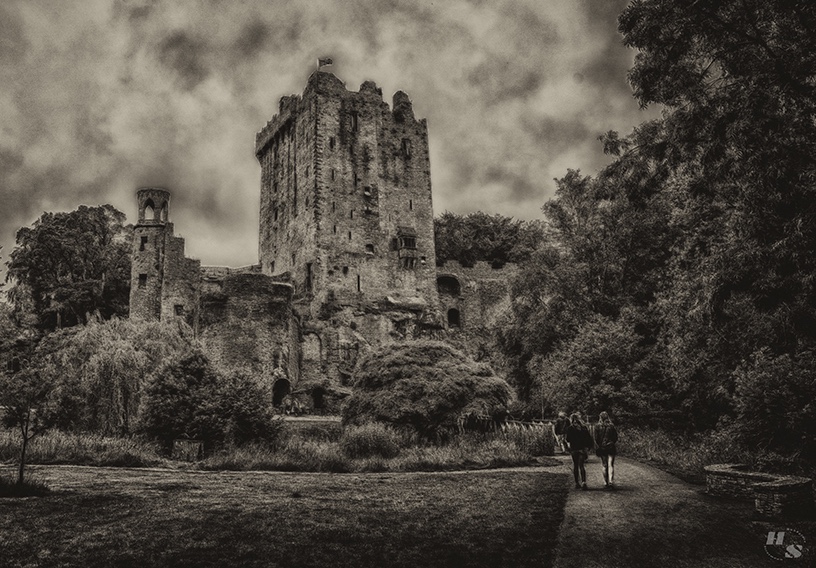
[{"x1": 130, "y1": 188, "x2": 171, "y2": 320}]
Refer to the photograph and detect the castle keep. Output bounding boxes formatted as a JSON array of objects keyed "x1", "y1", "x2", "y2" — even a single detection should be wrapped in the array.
[{"x1": 129, "y1": 70, "x2": 515, "y2": 409}]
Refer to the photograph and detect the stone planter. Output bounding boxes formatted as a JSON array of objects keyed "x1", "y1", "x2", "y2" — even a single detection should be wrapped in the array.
[{"x1": 704, "y1": 463, "x2": 813, "y2": 519}]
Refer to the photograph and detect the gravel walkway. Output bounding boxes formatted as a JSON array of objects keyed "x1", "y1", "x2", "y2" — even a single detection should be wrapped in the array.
[{"x1": 551, "y1": 454, "x2": 794, "y2": 567}]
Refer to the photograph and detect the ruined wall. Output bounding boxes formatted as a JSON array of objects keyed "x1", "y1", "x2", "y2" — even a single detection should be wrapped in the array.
[
  {"x1": 436, "y1": 261, "x2": 519, "y2": 332},
  {"x1": 198, "y1": 274, "x2": 297, "y2": 387}
]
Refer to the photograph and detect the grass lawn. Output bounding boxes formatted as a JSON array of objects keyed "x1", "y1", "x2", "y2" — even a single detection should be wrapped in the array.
[{"x1": 0, "y1": 465, "x2": 569, "y2": 568}]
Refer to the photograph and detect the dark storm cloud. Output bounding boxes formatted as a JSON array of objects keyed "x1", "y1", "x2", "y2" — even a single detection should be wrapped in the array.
[
  {"x1": 0, "y1": 0, "x2": 654, "y2": 285},
  {"x1": 158, "y1": 31, "x2": 210, "y2": 90}
]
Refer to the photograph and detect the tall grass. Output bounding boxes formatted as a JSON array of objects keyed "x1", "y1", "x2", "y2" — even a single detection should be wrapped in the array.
[
  {"x1": 0, "y1": 429, "x2": 163, "y2": 468},
  {"x1": 619, "y1": 427, "x2": 755, "y2": 483},
  {"x1": 1, "y1": 424, "x2": 556, "y2": 474},
  {"x1": 499, "y1": 422, "x2": 555, "y2": 456}
]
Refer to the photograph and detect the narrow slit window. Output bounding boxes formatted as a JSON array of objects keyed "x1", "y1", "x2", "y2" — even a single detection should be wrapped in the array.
[
  {"x1": 140, "y1": 236, "x2": 148, "y2": 251},
  {"x1": 138, "y1": 274, "x2": 147, "y2": 288},
  {"x1": 409, "y1": 199, "x2": 413, "y2": 211},
  {"x1": 174, "y1": 304, "x2": 184, "y2": 316},
  {"x1": 348, "y1": 231, "x2": 352, "y2": 241},
  {"x1": 329, "y1": 136, "x2": 336, "y2": 150},
  {"x1": 357, "y1": 274, "x2": 361, "y2": 292},
  {"x1": 350, "y1": 111, "x2": 359, "y2": 132}
]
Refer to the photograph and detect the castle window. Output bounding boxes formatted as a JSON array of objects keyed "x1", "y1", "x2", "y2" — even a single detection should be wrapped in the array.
[
  {"x1": 160, "y1": 203, "x2": 168, "y2": 222},
  {"x1": 357, "y1": 274, "x2": 361, "y2": 292},
  {"x1": 342, "y1": 266, "x2": 349, "y2": 276},
  {"x1": 329, "y1": 136, "x2": 336, "y2": 150},
  {"x1": 437, "y1": 275, "x2": 461, "y2": 296},
  {"x1": 306, "y1": 263, "x2": 313, "y2": 292},
  {"x1": 350, "y1": 111, "x2": 359, "y2": 132},
  {"x1": 306, "y1": 197, "x2": 310, "y2": 208},
  {"x1": 399, "y1": 236, "x2": 416, "y2": 250},
  {"x1": 144, "y1": 200, "x2": 155, "y2": 221},
  {"x1": 402, "y1": 257, "x2": 417, "y2": 269},
  {"x1": 333, "y1": 225, "x2": 337, "y2": 234},
  {"x1": 365, "y1": 244, "x2": 374, "y2": 254},
  {"x1": 332, "y1": 202, "x2": 336, "y2": 212},
  {"x1": 331, "y1": 168, "x2": 336, "y2": 181},
  {"x1": 350, "y1": 210, "x2": 354, "y2": 220},
  {"x1": 402, "y1": 138, "x2": 412, "y2": 158},
  {"x1": 274, "y1": 208, "x2": 278, "y2": 221},
  {"x1": 273, "y1": 181, "x2": 278, "y2": 193},
  {"x1": 354, "y1": 174, "x2": 359, "y2": 189},
  {"x1": 138, "y1": 274, "x2": 147, "y2": 288},
  {"x1": 409, "y1": 199, "x2": 413, "y2": 211},
  {"x1": 174, "y1": 304, "x2": 184, "y2": 316},
  {"x1": 271, "y1": 260, "x2": 275, "y2": 272},
  {"x1": 447, "y1": 308, "x2": 461, "y2": 328},
  {"x1": 140, "y1": 236, "x2": 148, "y2": 251},
  {"x1": 292, "y1": 253, "x2": 296, "y2": 266},
  {"x1": 348, "y1": 231, "x2": 352, "y2": 241},
  {"x1": 305, "y1": 166, "x2": 310, "y2": 177}
]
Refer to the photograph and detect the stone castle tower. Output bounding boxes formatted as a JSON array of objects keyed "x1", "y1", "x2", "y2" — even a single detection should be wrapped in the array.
[
  {"x1": 255, "y1": 71, "x2": 438, "y2": 315},
  {"x1": 129, "y1": 187, "x2": 200, "y2": 324},
  {"x1": 127, "y1": 69, "x2": 518, "y2": 408}
]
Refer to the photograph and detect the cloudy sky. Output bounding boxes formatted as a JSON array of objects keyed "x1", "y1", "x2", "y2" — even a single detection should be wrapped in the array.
[{"x1": 0, "y1": 0, "x2": 656, "y2": 276}]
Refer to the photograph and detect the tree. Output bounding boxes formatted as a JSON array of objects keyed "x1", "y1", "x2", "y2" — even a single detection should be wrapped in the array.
[
  {"x1": 0, "y1": 366, "x2": 55, "y2": 485},
  {"x1": 138, "y1": 349, "x2": 282, "y2": 451},
  {"x1": 5, "y1": 205, "x2": 132, "y2": 331},
  {"x1": 36, "y1": 318, "x2": 193, "y2": 434},
  {"x1": 342, "y1": 340, "x2": 513, "y2": 439},
  {"x1": 434, "y1": 211, "x2": 548, "y2": 267}
]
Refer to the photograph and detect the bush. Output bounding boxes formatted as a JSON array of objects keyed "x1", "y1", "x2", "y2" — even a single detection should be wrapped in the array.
[
  {"x1": 342, "y1": 341, "x2": 513, "y2": 439},
  {"x1": 733, "y1": 349, "x2": 816, "y2": 462},
  {"x1": 340, "y1": 423, "x2": 401, "y2": 459},
  {"x1": 138, "y1": 350, "x2": 283, "y2": 452}
]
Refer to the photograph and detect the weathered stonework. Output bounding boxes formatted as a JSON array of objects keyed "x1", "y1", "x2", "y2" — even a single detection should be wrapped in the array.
[
  {"x1": 128, "y1": 70, "x2": 518, "y2": 409},
  {"x1": 704, "y1": 463, "x2": 814, "y2": 519}
]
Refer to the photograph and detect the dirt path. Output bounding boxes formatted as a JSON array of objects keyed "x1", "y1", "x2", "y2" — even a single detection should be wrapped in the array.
[{"x1": 551, "y1": 454, "x2": 794, "y2": 567}]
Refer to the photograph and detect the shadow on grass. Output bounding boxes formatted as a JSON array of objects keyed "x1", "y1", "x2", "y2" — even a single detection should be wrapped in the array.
[{"x1": 0, "y1": 475, "x2": 50, "y2": 498}]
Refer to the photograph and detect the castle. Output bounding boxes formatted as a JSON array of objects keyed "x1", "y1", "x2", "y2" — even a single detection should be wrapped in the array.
[{"x1": 129, "y1": 70, "x2": 516, "y2": 410}]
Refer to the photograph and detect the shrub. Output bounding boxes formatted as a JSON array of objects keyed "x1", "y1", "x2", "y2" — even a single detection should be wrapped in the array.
[
  {"x1": 138, "y1": 350, "x2": 283, "y2": 452},
  {"x1": 340, "y1": 423, "x2": 401, "y2": 459},
  {"x1": 732, "y1": 349, "x2": 816, "y2": 462},
  {"x1": 343, "y1": 340, "x2": 513, "y2": 439}
]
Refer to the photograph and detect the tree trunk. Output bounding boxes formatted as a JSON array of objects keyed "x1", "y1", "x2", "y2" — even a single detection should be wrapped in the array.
[{"x1": 17, "y1": 412, "x2": 30, "y2": 485}]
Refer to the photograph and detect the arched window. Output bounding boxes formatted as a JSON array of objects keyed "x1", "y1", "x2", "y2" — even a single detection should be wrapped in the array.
[
  {"x1": 144, "y1": 199, "x2": 155, "y2": 221},
  {"x1": 437, "y1": 276, "x2": 461, "y2": 296},
  {"x1": 447, "y1": 308, "x2": 461, "y2": 328},
  {"x1": 160, "y1": 202, "x2": 168, "y2": 221}
]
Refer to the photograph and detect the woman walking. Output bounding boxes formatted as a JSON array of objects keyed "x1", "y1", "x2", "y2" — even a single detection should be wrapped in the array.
[
  {"x1": 594, "y1": 411, "x2": 618, "y2": 489},
  {"x1": 565, "y1": 412, "x2": 593, "y2": 490},
  {"x1": 553, "y1": 411, "x2": 568, "y2": 454}
]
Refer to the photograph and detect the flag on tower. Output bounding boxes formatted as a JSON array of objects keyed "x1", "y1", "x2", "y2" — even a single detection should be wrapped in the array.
[{"x1": 317, "y1": 57, "x2": 333, "y2": 68}]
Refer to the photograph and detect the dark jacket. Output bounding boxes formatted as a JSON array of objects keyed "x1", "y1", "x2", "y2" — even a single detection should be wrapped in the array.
[
  {"x1": 565, "y1": 423, "x2": 593, "y2": 452},
  {"x1": 554, "y1": 417, "x2": 568, "y2": 436},
  {"x1": 593, "y1": 423, "x2": 618, "y2": 456}
]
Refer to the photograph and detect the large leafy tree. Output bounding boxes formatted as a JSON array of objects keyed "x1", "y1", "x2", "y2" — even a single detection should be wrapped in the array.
[
  {"x1": 6, "y1": 205, "x2": 132, "y2": 331},
  {"x1": 501, "y1": 2, "x2": 816, "y2": 436},
  {"x1": 434, "y1": 211, "x2": 548, "y2": 267},
  {"x1": 620, "y1": 0, "x2": 816, "y2": 427}
]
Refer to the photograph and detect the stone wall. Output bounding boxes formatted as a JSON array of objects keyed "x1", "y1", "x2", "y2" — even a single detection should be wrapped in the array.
[
  {"x1": 436, "y1": 260, "x2": 519, "y2": 331},
  {"x1": 704, "y1": 463, "x2": 814, "y2": 519},
  {"x1": 198, "y1": 273, "x2": 297, "y2": 387}
]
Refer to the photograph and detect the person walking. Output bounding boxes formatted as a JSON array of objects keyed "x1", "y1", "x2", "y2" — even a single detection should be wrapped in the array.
[
  {"x1": 565, "y1": 412, "x2": 593, "y2": 490},
  {"x1": 593, "y1": 410, "x2": 618, "y2": 489},
  {"x1": 553, "y1": 411, "x2": 568, "y2": 454}
]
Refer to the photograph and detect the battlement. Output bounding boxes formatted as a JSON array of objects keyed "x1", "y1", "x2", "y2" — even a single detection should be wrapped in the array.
[{"x1": 255, "y1": 71, "x2": 423, "y2": 159}]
